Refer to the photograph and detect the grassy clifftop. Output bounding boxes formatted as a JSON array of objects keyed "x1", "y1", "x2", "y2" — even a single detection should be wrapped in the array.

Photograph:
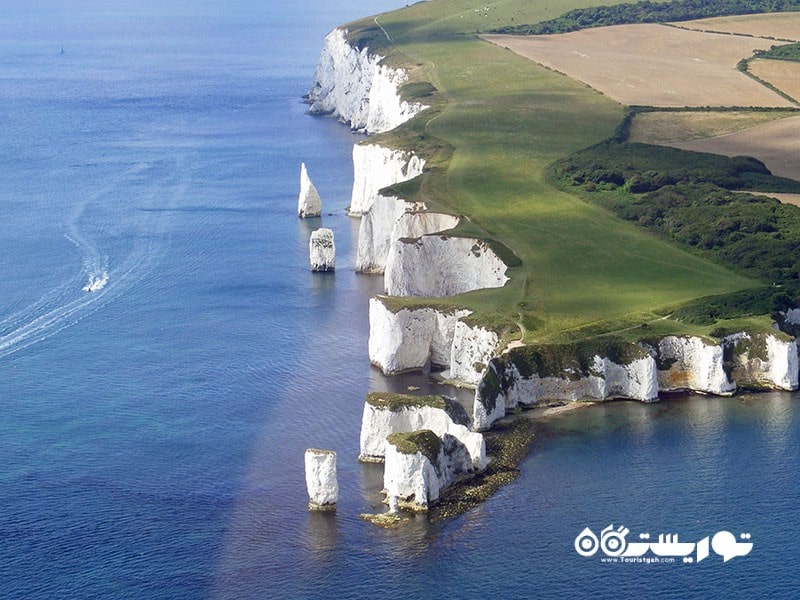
[{"x1": 343, "y1": 0, "x2": 779, "y2": 344}]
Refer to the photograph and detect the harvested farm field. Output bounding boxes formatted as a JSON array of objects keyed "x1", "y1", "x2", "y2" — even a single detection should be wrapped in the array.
[
  {"x1": 667, "y1": 115, "x2": 800, "y2": 181},
  {"x1": 484, "y1": 24, "x2": 794, "y2": 108},
  {"x1": 628, "y1": 110, "x2": 792, "y2": 144},
  {"x1": 750, "y1": 59, "x2": 800, "y2": 103},
  {"x1": 675, "y1": 12, "x2": 800, "y2": 41}
]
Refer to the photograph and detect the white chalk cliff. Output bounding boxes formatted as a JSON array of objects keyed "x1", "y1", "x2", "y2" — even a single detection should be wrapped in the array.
[
  {"x1": 473, "y1": 346, "x2": 659, "y2": 431},
  {"x1": 384, "y1": 430, "x2": 473, "y2": 511},
  {"x1": 304, "y1": 448, "x2": 338, "y2": 509},
  {"x1": 449, "y1": 320, "x2": 501, "y2": 387},
  {"x1": 473, "y1": 330, "x2": 800, "y2": 431},
  {"x1": 368, "y1": 298, "x2": 471, "y2": 374},
  {"x1": 308, "y1": 28, "x2": 426, "y2": 135},
  {"x1": 725, "y1": 332, "x2": 799, "y2": 391},
  {"x1": 652, "y1": 336, "x2": 734, "y2": 395},
  {"x1": 350, "y1": 143, "x2": 426, "y2": 216},
  {"x1": 368, "y1": 298, "x2": 502, "y2": 386},
  {"x1": 298, "y1": 162, "x2": 322, "y2": 218},
  {"x1": 385, "y1": 236, "x2": 509, "y2": 297},
  {"x1": 359, "y1": 393, "x2": 486, "y2": 470},
  {"x1": 356, "y1": 193, "x2": 459, "y2": 274},
  {"x1": 309, "y1": 228, "x2": 335, "y2": 272}
]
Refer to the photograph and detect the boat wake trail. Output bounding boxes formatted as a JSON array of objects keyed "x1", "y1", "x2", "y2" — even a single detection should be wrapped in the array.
[{"x1": 0, "y1": 155, "x2": 189, "y2": 359}]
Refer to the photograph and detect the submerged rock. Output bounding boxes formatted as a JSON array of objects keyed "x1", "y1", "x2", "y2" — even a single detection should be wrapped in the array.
[
  {"x1": 309, "y1": 228, "x2": 335, "y2": 272},
  {"x1": 298, "y1": 162, "x2": 322, "y2": 218},
  {"x1": 304, "y1": 448, "x2": 338, "y2": 510}
]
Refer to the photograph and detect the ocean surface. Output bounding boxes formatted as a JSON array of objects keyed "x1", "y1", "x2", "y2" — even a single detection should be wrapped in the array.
[{"x1": 1, "y1": 2, "x2": 798, "y2": 598}]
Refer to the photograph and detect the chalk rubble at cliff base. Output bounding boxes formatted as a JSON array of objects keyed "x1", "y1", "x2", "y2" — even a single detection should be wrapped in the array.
[{"x1": 304, "y1": 449, "x2": 338, "y2": 510}]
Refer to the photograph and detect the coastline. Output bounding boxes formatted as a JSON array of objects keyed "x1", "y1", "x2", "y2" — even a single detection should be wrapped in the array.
[{"x1": 307, "y1": 5, "x2": 800, "y2": 524}]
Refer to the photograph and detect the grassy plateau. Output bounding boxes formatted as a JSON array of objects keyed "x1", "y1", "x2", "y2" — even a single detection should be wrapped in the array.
[{"x1": 342, "y1": 0, "x2": 799, "y2": 344}]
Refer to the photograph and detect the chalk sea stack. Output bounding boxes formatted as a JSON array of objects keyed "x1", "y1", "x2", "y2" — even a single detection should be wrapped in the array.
[
  {"x1": 304, "y1": 448, "x2": 338, "y2": 511},
  {"x1": 309, "y1": 228, "x2": 335, "y2": 272},
  {"x1": 297, "y1": 162, "x2": 322, "y2": 218}
]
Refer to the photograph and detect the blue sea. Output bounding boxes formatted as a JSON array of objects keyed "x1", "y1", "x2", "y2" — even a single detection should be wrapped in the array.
[{"x1": 1, "y1": 2, "x2": 799, "y2": 598}]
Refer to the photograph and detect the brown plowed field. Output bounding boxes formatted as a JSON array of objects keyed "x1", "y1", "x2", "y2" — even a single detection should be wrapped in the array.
[
  {"x1": 484, "y1": 24, "x2": 794, "y2": 107},
  {"x1": 675, "y1": 12, "x2": 800, "y2": 41}
]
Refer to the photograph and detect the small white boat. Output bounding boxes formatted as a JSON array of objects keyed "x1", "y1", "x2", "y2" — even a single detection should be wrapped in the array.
[{"x1": 82, "y1": 272, "x2": 108, "y2": 292}]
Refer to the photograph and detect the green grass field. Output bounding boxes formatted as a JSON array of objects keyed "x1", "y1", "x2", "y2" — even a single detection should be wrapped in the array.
[{"x1": 346, "y1": 0, "x2": 766, "y2": 343}]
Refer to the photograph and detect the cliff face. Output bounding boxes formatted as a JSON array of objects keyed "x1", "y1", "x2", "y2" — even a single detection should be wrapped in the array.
[
  {"x1": 725, "y1": 332, "x2": 799, "y2": 391},
  {"x1": 350, "y1": 144, "x2": 425, "y2": 216},
  {"x1": 385, "y1": 236, "x2": 509, "y2": 297},
  {"x1": 304, "y1": 449, "x2": 338, "y2": 509},
  {"x1": 356, "y1": 193, "x2": 458, "y2": 274},
  {"x1": 309, "y1": 228, "x2": 335, "y2": 272},
  {"x1": 308, "y1": 28, "x2": 426, "y2": 134},
  {"x1": 450, "y1": 321, "x2": 501, "y2": 387},
  {"x1": 473, "y1": 345, "x2": 658, "y2": 431},
  {"x1": 368, "y1": 298, "x2": 471, "y2": 373},
  {"x1": 473, "y1": 332, "x2": 800, "y2": 431},
  {"x1": 359, "y1": 393, "x2": 486, "y2": 470},
  {"x1": 368, "y1": 297, "x2": 502, "y2": 386},
  {"x1": 653, "y1": 336, "x2": 734, "y2": 396},
  {"x1": 649, "y1": 333, "x2": 798, "y2": 393},
  {"x1": 384, "y1": 430, "x2": 473, "y2": 511}
]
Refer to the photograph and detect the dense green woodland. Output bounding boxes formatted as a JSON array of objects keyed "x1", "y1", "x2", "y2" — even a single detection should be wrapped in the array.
[
  {"x1": 549, "y1": 142, "x2": 800, "y2": 321},
  {"x1": 492, "y1": 0, "x2": 800, "y2": 34},
  {"x1": 755, "y1": 43, "x2": 800, "y2": 61}
]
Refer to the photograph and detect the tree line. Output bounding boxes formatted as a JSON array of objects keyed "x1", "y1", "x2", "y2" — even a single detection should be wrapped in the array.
[{"x1": 491, "y1": 0, "x2": 800, "y2": 35}]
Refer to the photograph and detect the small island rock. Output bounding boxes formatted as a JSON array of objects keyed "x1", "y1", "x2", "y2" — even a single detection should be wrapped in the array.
[
  {"x1": 309, "y1": 228, "x2": 335, "y2": 272},
  {"x1": 304, "y1": 448, "x2": 338, "y2": 511},
  {"x1": 298, "y1": 162, "x2": 322, "y2": 218}
]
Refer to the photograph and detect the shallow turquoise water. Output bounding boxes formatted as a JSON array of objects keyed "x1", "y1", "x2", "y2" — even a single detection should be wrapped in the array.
[{"x1": 1, "y1": 2, "x2": 798, "y2": 598}]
